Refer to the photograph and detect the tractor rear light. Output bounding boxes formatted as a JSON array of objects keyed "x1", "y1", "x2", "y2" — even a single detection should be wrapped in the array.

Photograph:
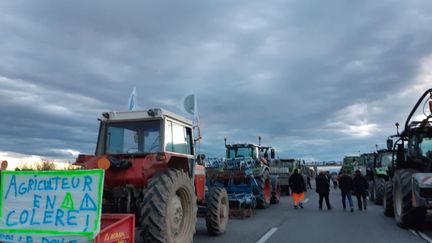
[
  {"x1": 156, "y1": 152, "x2": 167, "y2": 161},
  {"x1": 98, "y1": 157, "x2": 111, "y2": 170}
]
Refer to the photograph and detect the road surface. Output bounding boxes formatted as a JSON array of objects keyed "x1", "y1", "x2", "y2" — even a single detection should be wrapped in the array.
[{"x1": 193, "y1": 185, "x2": 432, "y2": 243}]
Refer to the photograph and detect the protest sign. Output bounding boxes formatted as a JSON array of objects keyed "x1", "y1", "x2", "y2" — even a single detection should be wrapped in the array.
[{"x1": 0, "y1": 169, "x2": 104, "y2": 242}]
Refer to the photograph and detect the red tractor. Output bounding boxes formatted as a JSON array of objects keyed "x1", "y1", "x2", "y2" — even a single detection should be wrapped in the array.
[{"x1": 75, "y1": 108, "x2": 228, "y2": 243}]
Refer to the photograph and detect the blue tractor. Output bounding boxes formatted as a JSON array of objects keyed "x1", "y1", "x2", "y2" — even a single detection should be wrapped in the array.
[{"x1": 205, "y1": 138, "x2": 280, "y2": 212}]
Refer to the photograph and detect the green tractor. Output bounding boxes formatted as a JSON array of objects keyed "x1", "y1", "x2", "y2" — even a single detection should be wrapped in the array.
[
  {"x1": 383, "y1": 88, "x2": 432, "y2": 228},
  {"x1": 342, "y1": 156, "x2": 360, "y2": 175},
  {"x1": 369, "y1": 150, "x2": 393, "y2": 205}
]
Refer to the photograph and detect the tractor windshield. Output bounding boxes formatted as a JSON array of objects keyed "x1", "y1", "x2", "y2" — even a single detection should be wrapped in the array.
[
  {"x1": 419, "y1": 137, "x2": 432, "y2": 159},
  {"x1": 105, "y1": 120, "x2": 161, "y2": 154},
  {"x1": 380, "y1": 153, "x2": 393, "y2": 167},
  {"x1": 227, "y1": 147, "x2": 256, "y2": 159}
]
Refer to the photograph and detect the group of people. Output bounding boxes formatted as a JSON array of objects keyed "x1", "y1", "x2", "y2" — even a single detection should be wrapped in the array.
[{"x1": 288, "y1": 168, "x2": 369, "y2": 212}]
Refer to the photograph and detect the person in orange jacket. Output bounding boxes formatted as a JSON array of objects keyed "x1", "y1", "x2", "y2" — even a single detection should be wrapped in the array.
[{"x1": 289, "y1": 169, "x2": 307, "y2": 209}]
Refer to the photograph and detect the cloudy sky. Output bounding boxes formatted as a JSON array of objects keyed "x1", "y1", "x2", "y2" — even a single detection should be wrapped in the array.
[{"x1": 1, "y1": 0, "x2": 432, "y2": 166}]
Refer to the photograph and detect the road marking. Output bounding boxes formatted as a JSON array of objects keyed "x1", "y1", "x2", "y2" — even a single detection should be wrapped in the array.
[
  {"x1": 409, "y1": 229, "x2": 419, "y2": 237},
  {"x1": 418, "y1": 231, "x2": 432, "y2": 243},
  {"x1": 303, "y1": 198, "x2": 309, "y2": 204},
  {"x1": 256, "y1": 227, "x2": 278, "y2": 243}
]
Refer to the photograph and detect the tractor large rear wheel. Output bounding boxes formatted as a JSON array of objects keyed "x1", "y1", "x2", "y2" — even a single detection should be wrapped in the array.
[
  {"x1": 206, "y1": 187, "x2": 229, "y2": 235},
  {"x1": 255, "y1": 170, "x2": 271, "y2": 209},
  {"x1": 383, "y1": 180, "x2": 394, "y2": 217},
  {"x1": 393, "y1": 169, "x2": 426, "y2": 228},
  {"x1": 270, "y1": 175, "x2": 281, "y2": 204},
  {"x1": 139, "y1": 169, "x2": 197, "y2": 243},
  {"x1": 374, "y1": 177, "x2": 385, "y2": 205}
]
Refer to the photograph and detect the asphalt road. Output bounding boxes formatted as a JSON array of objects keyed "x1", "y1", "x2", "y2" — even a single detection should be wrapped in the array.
[{"x1": 194, "y1": 185, "x2": 432, "y2": 243}]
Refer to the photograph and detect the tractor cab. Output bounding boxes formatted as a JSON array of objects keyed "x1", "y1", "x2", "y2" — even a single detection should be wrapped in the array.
[
  {"x1": 77, "y1": 108, "x2": 196, "y2": 182},
  {"x1": 374, "y1": 150, "x2": 393, "y2": 170},
  {"x1": 395, "y1": 91, "x2": 432, "y2": 171},
  {"x1": 95, "y1": 108, "x2": 194, "y2": 158}
]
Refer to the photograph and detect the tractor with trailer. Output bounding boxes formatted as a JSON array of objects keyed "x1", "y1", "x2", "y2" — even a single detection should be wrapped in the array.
[
  {"x1": 205, "y1": 138, "x2": 280, "y2": 214},
  {"x1": 383, "y1": 89, "x2": 432, "y2": 228},
  {"x1": 368, "y1": 150, "x2": 393, "y2": 204},
  {"x1": 75, "y1": 108, "x2": 229, "y2": 243}
]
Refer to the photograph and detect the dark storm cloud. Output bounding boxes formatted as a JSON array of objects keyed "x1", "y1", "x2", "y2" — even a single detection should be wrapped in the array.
[{"x1": 1, "y1": 0, "x2": 432, "y2": 162}]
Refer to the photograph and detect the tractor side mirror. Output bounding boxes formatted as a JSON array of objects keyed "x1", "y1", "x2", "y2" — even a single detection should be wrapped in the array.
[
  {"x1": 270, "y1": 149, "x2": 275, "y2": 159},
  {"x1": 386, "y1": 139, "x2": 393, "y2": 150},
  {"x1": 197, "y1": 154, "x2": 206, "y2": 165}
]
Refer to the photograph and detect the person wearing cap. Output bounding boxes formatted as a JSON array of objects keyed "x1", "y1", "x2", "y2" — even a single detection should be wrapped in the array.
[
  {"x1": 338, "y1": 170, "x2": 354, "y2": 212},
  {"x1": 289, "y1": 168, "x2": 307, "y2": 209},
  {"x1": 315, "y1": 170, "x2": 332, "y2": 210},
  {"x1": 353, "y1": 169, "x2": 369, "y2": 210}
]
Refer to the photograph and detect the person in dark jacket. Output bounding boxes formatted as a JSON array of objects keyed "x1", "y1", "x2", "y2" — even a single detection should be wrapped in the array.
[
  {"x1": 338, "y1": 170, "x2": 354, "y2": 212},
  {"x1": 315, "y1": 170, "x2": 332, "y2": 210},
  {"x1": 289, "y1": 169, "x2": 307, "y2": 209},
  {"x1": 353, "y1": 169, "x2": 369, "y2": 210}
]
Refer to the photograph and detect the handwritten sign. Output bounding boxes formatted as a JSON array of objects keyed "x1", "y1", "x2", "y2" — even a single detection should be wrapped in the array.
[{"x1": 0, "y1": 170, "x2": 104, "y2": 241}]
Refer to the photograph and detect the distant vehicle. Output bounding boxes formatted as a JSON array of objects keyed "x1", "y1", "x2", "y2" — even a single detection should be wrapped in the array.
[
  {"x1": 369, "y1": 150, "x2": 393, "y2": 205},
  {"x1": 342, "y1": 156, "x2": 360, "y2": 174},
  {"x1": 268, "y1": 158, "x2": 300, "y2": 195}
]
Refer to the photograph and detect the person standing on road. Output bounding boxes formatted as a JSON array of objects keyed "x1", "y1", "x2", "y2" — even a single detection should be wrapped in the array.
[
  {"x1": 353, "y1": 169, "x2": 369, "y2": 211},
  {"x1": 338, "y1": 170, "x2": 354, "y2": 212},
  {"x1": 331, "y1": 173, "x2": 338, "y2": 189},
  {"x1": 315, "y1": 170, "x2": 332, "y2": 210},
  {"x1": 306, "y1": 174, "x2": 312, "y2": 189},
  {"x1": 289, "y1": 169, "x2": 307, "y2": 209}
]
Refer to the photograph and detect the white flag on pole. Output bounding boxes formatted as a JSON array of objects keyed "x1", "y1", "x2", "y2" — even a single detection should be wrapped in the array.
[
  {"x1": 128, "y1": 87, "x2": 137, "y2": 111},
  {"x1": 181, "y1": 92, "x2": 198, "y2": 119}
]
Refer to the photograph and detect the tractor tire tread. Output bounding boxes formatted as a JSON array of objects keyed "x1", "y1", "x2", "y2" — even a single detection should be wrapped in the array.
[
  {"x1": 139, "y1": 169, "x2": 197, "y2": 243},
  {"x1": 206, "y1": 187, "x2": 229, "y2": 235},
  {"x1": 255, "y1": 170, "x2": 271, "y2": 209}
]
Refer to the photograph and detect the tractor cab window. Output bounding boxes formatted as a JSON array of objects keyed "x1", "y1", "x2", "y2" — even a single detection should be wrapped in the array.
[
  {"x1": 419, "y1": 137, "x2": 432, "y2": 159},
  {"x1": 380, "y1": 153, "x2": 393, "y2": 167},
  {"x1": 227, "y1": 147, "x2": 253, "y2": 159},
  {"x1": 106, "y1": 120, "x2": 161, "y2": 154},
  {"x1": 165, "y1": 120, "x2": 193, "y2": 155}
]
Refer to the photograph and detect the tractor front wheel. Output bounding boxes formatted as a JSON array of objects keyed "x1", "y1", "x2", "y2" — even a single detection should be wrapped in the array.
[
  {"x1": 393, "y1": 169, "x2": 425, "y2": 228},
  {"x1": 206, "y1": 187, "x2": 229, "y2": 235},
  {"x1": 374, "y1": 177, "x2": 385, "y2": 205},
  {"x1": 139, "y1": 169, "x2": 197, "y2": 243}
]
